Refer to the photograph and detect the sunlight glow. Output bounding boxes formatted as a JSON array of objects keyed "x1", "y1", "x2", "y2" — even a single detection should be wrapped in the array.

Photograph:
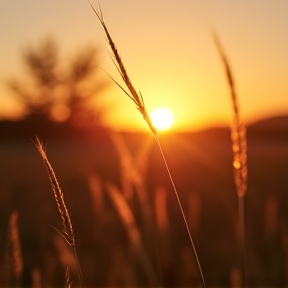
[{"x1": 150, "y1": 107, "x2": 175, "y2": 131}]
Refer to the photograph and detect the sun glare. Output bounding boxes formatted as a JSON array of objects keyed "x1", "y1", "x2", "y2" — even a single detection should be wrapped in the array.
[{"x1": 150, "y1": 107, "x2": 175, "y2": 131}]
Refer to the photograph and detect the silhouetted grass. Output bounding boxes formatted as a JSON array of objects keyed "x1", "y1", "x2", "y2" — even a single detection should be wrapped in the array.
[
  {"x1": 35, "y1": 137, "x2": 83, "y2": 288},
  {"x1": 4, "y1": 3, "x2": 278, "y2": 288},
  {"x1": 88, "y1": 2, "x2": 206, "y2": 287},
  {"x1": 213, "y1": 31, "x2": 248, "y2": 288}
]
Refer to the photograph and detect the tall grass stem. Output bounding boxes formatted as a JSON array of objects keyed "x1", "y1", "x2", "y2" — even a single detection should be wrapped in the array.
[
  {"x1": 155, "y1": 135, "x2": 206, "y2": 288},
  {"x1": 106, "y1": 182, "x2": 159, "y2": 286},
  {"x1": 88, "y1": 2, "x2": 206, "y2": 286},
  {"x1": 238, "y1": 195, "x2": 247, "y2": 288},
  {"x1": 213, "y1": 31, "x2": 248, "y2": 288}
]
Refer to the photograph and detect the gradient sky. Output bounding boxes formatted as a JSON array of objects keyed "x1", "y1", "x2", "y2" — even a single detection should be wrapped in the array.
[{"x1": 1, "y1": 0, "x2": 287, "y2": 132}]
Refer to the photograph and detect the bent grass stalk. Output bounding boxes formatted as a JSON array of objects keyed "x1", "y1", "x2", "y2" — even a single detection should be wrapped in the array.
[
  {"x1": 108, "y1": 129, "x2": 136, "y2": 201},
  {"x1": 108, "y1": 130, "x2": 157, "y2": 262},
  {"x1": 88, "y1": 0, "x2": 156, "y2": 136},
  {"x1": 106, "y1": 182, "x2": 159, "y2": 286},
  {"x1": 213, "y1": 32, "x2": 248, "y2": 288},
  {"x1": 88, "y1": 2, "x2": 206, "y2": 287},
  {"x1": 35, "y1": 137, "x2": 83, "y2": 288},
  {"x1": 108, "y1": 130, "x2": 153, "y2": 224}
]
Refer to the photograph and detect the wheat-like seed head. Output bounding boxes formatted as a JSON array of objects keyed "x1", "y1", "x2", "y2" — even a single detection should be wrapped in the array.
[
  {"x1": 35, "y1": 137, "x2": 75, "y2": 247},
  {"x1": 88, "y1": 0, "x2": 157, "y2": 135},
  {"x1": 88, "y1": 3, "x2": 205, "y2": 286},
  {"x1": 213, "y1": 31, "x2": 248, "y2": 198},
  {"x1": 231, "y1": 122, "x2": 248, "y2": 197},
  {"x1": 35, "y1": 137, "x2": 84, "y2": 286}
]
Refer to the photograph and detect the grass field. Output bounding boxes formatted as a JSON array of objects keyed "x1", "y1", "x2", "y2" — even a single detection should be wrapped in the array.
[
  {"x1": 1, "y1": 3, "x2": 288, "y2": 286},
  {"x1": 0, "y1": 119, "x2": 287, "y2": 287}
]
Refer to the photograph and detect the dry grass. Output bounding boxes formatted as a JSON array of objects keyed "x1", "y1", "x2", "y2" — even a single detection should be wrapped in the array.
[
  {"x1": 105, "y1": 182, "x2": 159, "y2": 286},
  {"x1": 213, "y1": 31, "x2": 248, "y2": 288},
  {"x1": 88, "y1": 2, "x2": 206, "y2": 287},
  {"x1": 108, "y1": 130, "x2": 153, "y2": 229},
  {"x1": 34, "y1": 137, "x2": 83, "y2": 288},
  {"x1": 88, "y1": 0, "x2": 156, "y2": 136},
  {"x1": 0, "y1": 4, "x2": 258, "y2": 288},
  {"x1": 212, "y1": 32, "x2": 248, "y2": 199},
  {"x1": 6, "y1": 210, "x2": 23, "y2": 287}
]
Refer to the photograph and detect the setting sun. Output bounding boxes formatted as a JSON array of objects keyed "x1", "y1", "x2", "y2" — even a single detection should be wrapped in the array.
[{"x1": 150, "y1": 107, "x2": 175, "y2": 131}]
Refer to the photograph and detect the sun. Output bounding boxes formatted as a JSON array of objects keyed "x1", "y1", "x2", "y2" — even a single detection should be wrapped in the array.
[{"x1": 150, "y1": 106, "x2": 175, "y2": 131}]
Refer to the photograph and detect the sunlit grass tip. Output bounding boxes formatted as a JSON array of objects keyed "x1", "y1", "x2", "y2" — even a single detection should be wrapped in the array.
[
  {"x1": 88, "y1": 2, "x2": 205, "y2": 287},
  {"x1": 212, "y1": 31, "x2": 248, "y2": 198},
  {"x1": 87, "y1": 0, "x2": 157, "y2": 136}
]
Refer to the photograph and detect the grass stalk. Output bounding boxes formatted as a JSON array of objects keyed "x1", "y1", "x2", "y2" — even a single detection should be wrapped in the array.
[
  {"x1": 106, "y1": 182, "x2": 159, "y2": 286},
  {"x1": 7, "y1": 210, "x2": 23, "y2": 288},
  {"x1": 87, "y1": 0, "x2": 156, "y2": 136},
  {"x1": 34, "y1": 137, "x2": 83, "y2": 288},
  {"x1": 213, "y1": 31, "x2": 248, "y2": 288},
  {"x1": 212, "y1": 32, "x2": 248, "y2": 198},
  {"x1": 155, "y1": 135, "x2": 206, "y2": 287},
  {"x1": 238, "y1": 194, "x2": 247, "y2": 288},
  {"x1": 88, "y1": 2, "x2": 206, "y2": 287},
  {"x1": 108, "y1": 129, "x2": 153, "y2": 225}
]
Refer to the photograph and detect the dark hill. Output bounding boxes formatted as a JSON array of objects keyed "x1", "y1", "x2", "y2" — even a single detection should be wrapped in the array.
[
  {"x1": 0, "y1": 114, "x2": 108, "y2": 141},
  {"x1": 1, "y1": 114, "x2": 287, "y2": 142},
  {"x1": 247, "y1": 114, "x2": 288, "y2": 140}
]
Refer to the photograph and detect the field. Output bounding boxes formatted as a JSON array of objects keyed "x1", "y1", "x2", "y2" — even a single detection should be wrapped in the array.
[{"x1": 1, "y1": 116, "x2": 288, "y2": 287}]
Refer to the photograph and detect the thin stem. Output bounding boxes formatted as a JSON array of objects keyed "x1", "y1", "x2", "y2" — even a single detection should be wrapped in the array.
[
  {"x1": 88, "y1": 2, "x2": 205, "y2": 285},
  {"x1": 238, "y1": 195, "x2": 247, "y2": 288},
  {"x1": 155, "y1": 134, "x2": 206, "y2": 288},
  {"x1": 73, "y1": 247, "x2": 84, "y2": 288}
]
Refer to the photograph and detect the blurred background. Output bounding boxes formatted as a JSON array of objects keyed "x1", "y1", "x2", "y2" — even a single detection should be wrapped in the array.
[{"x1": 1, "y1": 0, "x2": 288, "y2": 287}]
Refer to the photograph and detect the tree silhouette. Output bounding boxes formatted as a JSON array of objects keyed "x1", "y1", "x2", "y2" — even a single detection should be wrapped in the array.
[{"x1": 8, "y1": 37, "x2": 109, "y2": 127}]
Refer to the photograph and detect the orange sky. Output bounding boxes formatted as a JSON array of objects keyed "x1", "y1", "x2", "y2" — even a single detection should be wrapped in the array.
[{"x1": 1, "y1": 0, "x2": 287, "y2": 132}]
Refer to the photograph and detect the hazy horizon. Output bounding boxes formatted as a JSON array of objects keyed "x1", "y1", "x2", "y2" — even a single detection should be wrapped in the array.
[{"x1": 1, "y1": 0, "x2": 288, "y2": 132}]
